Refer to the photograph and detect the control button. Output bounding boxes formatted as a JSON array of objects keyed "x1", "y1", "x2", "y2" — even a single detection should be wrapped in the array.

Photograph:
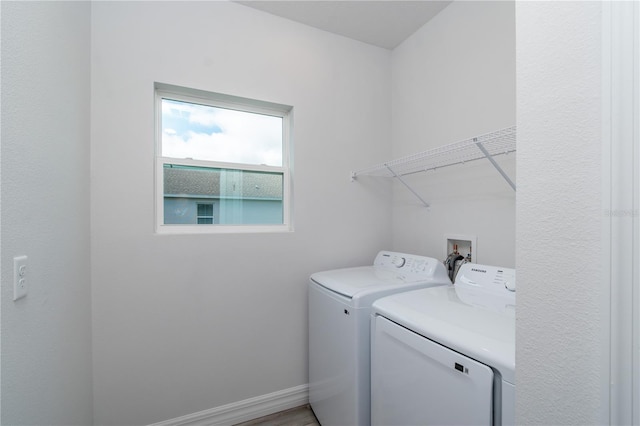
[
  {"x1": 392, "y1": 257, "x2": 406, "y2": 268},
  {"x1": 505, "y1": 281, "x2": 516, "y2": 292}
]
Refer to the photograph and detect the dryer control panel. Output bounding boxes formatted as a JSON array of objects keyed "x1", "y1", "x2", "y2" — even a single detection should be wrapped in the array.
[
  {"x1": 374, "y1": 251, "x2": 450, "y2": 282},
  {"x1": 456, "y1": 263, "x2": 516, "y2": 294}
]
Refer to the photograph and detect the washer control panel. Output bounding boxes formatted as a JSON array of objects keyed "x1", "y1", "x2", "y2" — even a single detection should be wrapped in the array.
[{"x1": 374, "y1": 251, "x2": 448, "y2": 281}]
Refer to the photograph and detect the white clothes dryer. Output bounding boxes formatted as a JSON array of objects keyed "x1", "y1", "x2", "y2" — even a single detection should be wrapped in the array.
[
  {"x1": 308, "y1": 251, "x2": 451, "y2": 426},
  {"x1": 371, "y1": 263, "x2": 516, "y2": 426}
]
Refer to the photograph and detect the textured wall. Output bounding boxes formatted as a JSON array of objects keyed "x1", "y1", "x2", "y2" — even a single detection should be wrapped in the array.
[
  {"x1": 390, "y1": 1, "x2": 516, "y2": 267},
  {"x1": 90, "y1": 2, "x2": 392, "y2": 424},
  {"x1": 1, "y1": 2, "x2": 93, "y2": 424},
  {"x1": 516, "y1": 2, "x2": 605, "y2": 424}
]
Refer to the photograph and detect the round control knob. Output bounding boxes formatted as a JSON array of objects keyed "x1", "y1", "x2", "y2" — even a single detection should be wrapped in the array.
[
  {"x1": 505, "y1": 281, "x2": 516, "y2": 292},
  {"x1": 392, "y1": 257, "x2": 406, "y2": 268}
]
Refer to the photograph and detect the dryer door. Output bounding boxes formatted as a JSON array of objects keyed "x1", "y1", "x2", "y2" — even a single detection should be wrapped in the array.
[{"x1": 371, "y1": 315, "x2": 494, "y2": 426}]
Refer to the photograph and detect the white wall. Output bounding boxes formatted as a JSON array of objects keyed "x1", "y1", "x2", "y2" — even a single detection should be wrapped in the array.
[
  {"x1": 516, "y1": 2, "x2": 605, "y2": 424},
  {"x1": 4, "y1": 2, "x2": 608, "y2": 425},
  {"x1": 389, "y1": 1, "x2": 516, "y2": 267},
  {"x1": 1, "y1": 2, "x2": 93, "y2": 424},
  {"x1": 90, "y1": 2, "x2": 392, "y2": 424}
]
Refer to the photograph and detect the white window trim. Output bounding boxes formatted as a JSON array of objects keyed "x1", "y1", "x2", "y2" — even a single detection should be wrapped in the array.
[
  {"x1": 154, "y1": 83, "x2": 293, "y2": 234},
  {"x1": 602, "y1": 1, "x2": 640, "y2": 423}
]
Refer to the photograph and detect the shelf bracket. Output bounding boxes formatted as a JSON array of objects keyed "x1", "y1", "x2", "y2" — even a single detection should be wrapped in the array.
[
  {"x1": 474, "y1": 139, "x2": 516, "y2": 191},
  {"x1": 385, "y1": 164, "x2": 430, "y2": 208}
]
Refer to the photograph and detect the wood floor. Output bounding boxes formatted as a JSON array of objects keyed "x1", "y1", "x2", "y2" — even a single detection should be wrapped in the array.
[{"x1": 234, "y1": 404, "x2": 320, "y2": 426}]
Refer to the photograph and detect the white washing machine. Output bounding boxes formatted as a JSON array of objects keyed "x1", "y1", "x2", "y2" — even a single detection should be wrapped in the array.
[
  {"x1": 371, "y1": 263, "x2": 516, "y2": 426},
  {"x1": 308, "y1": 251, "x2": 451, "y2": 426}
]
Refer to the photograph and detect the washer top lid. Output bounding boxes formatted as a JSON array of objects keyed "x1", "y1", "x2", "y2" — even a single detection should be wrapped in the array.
[
  {"x1": 310, "y1": 251, "x2": 450, "y2": 299},
  {"x1": 372, "y1": 275, "x2": 515, "y2": 383}
]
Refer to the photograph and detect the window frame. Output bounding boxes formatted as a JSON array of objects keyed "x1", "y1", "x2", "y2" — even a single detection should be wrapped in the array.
[{"x1": 154, "y1": 83, "x2": 293, "y2": 234}]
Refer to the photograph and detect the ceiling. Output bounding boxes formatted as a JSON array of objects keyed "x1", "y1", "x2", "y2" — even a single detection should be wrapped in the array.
[{"x1": 235, "y1": 1, "x2": 452, "y2": 50}]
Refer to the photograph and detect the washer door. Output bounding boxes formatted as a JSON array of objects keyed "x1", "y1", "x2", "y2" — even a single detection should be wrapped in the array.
[
  {"x1": 309, "y1": 281, "x2": 361, "y2": 425},
  {"x1": 371, "y1": 315, "x2": 494, "y2": 426}
]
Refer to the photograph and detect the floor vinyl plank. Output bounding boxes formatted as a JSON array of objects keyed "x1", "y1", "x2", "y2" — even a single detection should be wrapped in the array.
[{"x1": 233, "y1": 404, "x2": 320, "y2": 426}]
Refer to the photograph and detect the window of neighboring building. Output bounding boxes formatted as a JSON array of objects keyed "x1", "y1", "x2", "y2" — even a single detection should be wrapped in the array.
[
  {"x1": 155, "y1": 83, "x2": 293, "y2": 233},
  {"x1": 197, "y1": 203, "x2": 214, "y2": 224}
]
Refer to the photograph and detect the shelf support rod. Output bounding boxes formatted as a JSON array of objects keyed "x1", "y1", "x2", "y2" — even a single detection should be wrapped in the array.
[
  {"x1": 385, "y1": 164, "x2": 430, "y2": 208},
  {"x1": 475, "y1": 140, "x2": 516, "y2": 191}
]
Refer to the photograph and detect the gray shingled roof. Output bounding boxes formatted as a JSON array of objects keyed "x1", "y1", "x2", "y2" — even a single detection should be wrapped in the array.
[{"x1": 163, "y1": 166, "x2": 283, "y2": 200}]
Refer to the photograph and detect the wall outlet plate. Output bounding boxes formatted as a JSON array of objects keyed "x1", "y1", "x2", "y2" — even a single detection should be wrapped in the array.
[{"x1": 13, "y1": 255, "x2": 28, "y2": 301}]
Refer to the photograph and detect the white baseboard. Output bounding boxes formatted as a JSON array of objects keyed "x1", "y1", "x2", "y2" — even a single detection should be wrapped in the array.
[{"x1": 149, "y1": 384, "x2": 309, "y2": 426}]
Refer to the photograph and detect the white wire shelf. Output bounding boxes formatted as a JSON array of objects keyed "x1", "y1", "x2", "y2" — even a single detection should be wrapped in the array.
[{"x1": 351, "y1": 126, "x2": 516, "y2": 207}]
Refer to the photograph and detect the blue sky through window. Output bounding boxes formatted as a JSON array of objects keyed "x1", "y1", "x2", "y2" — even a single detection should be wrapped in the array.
[
  {"x1": 161, "y1": 98, "x2": 283, "y2": 167},
  {"x1": 162, "y1": 99, "x2": 223, "y2": 137}
]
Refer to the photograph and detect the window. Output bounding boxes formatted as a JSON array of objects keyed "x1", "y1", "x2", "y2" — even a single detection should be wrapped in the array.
[
  {"x1": 155, "y1": 83, "x2": 292, "y2": 233},
  {"x1": 196, "y1": 203, "x2": 214, "y2": 224}
]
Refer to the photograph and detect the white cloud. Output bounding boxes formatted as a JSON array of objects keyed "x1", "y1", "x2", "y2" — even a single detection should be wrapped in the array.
[{"x1": 162, "y1": 101, "x2": 283, "y2": 166}]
